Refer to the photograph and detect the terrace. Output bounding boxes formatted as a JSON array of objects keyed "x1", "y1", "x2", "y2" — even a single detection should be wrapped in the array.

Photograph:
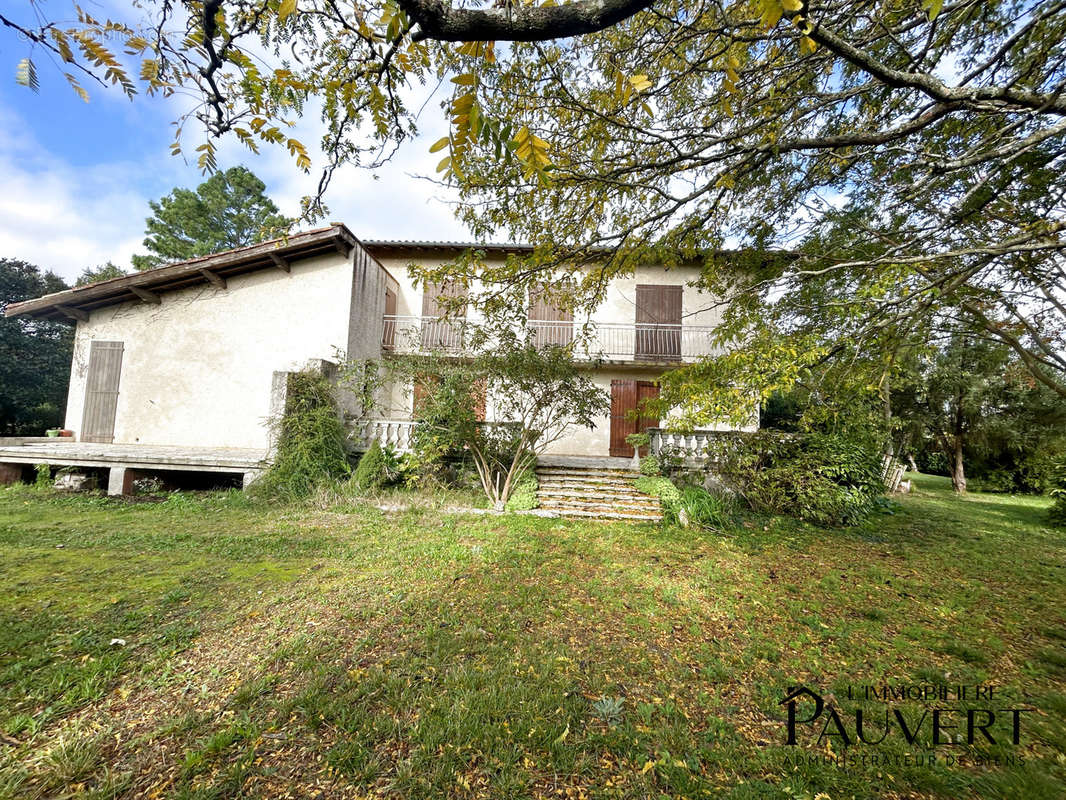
[{"x1": 381, "y1": 315, "x2": 719, "y2": 363}]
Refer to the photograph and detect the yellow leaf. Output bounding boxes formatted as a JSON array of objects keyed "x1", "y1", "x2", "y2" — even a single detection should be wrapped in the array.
[
  {"x1": 781, "y1": 0, "x2": 803, "y2": 11},
  {"x1": 15, "y1": 58, "x2": 39, "y2": 92},
  {"x1": 429, "y1": 136, "x2": 450, "y2": 153},
  {"x1": 278, "y1": 0, "x2": 297, "y2": 22},
  {"x1": 760, "y1": 0, "x2": 783, "y2": 28},
  {"x1": 641, "y1": 760, "x2": 655, "y2": 774},
  {"x1": 628, "y1": 73, "x2": 653, "y2": 93},
  {"x1": 923, "y1": 0, "x2": 945, "y2": 20},
  {"x1": 436, "y1": 155, "x2": 452, "y2": 173},
  {"x1": 451, "y1": 73, "x2": 477, "y2": 85},
  {"x1": 552, "y1": 721, "x2": 570, "y2": 745}
]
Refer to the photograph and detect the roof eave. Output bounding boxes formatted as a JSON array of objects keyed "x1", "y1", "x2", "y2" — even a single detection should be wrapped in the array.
[{"x1": 5, "y1": 224, "x2": 358, "y2": 322}]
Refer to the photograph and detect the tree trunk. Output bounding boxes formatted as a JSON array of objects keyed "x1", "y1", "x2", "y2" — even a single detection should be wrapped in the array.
[
  {"x1": 951, "y1": 437, "x2": 967, "y2": 494},
  {"x1": 906, "y1": 454, "x2": 918, "y2": 472}
]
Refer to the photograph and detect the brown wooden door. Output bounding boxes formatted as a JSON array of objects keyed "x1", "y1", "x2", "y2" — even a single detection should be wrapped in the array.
[
  {"x1": 421, "y1": 280, "x2": 467, "y2": 351},
  {"x1": 609, "y1": 380, "x2": 660, "y2": 456},
  {"x1": 635, "y1": 285, "x2": 682, "y2": 361},
  {"x1": 81, "y1": 340, "x2": 124, "y2": 443}
]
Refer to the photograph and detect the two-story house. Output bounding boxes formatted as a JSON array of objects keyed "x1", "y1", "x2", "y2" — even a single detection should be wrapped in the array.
[
  {"x1": 0, "y1": 224, "x2": 748, "y2": 494},
  {"x1": 365, "y1": 240, "x2": 730, "y2": 459}
]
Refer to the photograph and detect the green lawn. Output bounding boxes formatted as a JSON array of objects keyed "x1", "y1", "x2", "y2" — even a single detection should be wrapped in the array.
[{"x1": 0, "y1": 474, "x2": 1064, "y2": 799}]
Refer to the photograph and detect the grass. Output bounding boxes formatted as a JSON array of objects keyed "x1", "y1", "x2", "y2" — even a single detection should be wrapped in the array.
[{"x1": 0, "y1": 473, "x2": 1063, "y2": 798}]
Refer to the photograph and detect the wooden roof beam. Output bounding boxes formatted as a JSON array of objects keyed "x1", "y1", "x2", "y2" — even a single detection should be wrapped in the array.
[
  {"x1": 130, "y1": 286, "x2": 161, "y2": 305},
  {"x1": 269, "y1": 252, "x2": 290, "y2": 273},
  {"x1": 55, "y1": 305, "x2": 89, "y2": 323},
  {"x1": 199, "y1": 268, "x2": 227, "y2": 289}
]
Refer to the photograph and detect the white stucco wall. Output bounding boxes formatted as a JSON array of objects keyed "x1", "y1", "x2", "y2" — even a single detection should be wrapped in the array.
[
  {"x1": 64, "y1": 253, "x2": 356, "y2": 451},
  {"x1": 589, "y1": 264, "x2": 722, "y2": 328},
  {"x1": 372, "y1": 255, "x2": 721, "y2": 331}
]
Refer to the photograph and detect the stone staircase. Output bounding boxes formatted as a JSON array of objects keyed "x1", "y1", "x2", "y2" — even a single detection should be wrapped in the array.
[{"x1": 535, "y1": 465, "x2": 662, "y2": 521}]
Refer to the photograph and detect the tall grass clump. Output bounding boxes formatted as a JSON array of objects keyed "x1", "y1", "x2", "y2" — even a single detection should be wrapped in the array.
[{"x1": 253, "y1": 371, "x2": 350, "y2": 502}]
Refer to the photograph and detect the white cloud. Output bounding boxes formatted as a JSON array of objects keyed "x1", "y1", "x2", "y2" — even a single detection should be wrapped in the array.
[
  {"x1": 0, "y1": 75, "x2": 471, "y2": 284},
  {"x1": 0, "y1": 107, "x2": 163, "y2": 281}
]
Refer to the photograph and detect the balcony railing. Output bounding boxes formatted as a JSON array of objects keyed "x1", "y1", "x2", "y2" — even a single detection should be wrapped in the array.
[
  {"x1": 381, "y1": 316, "x2": 718, "y2": 362},
  {"x1": 357, "y1": 418, "x2": 520, "y2": 453},
  {"x1": 357, "y1": 419, "x2": 417, "y2": 452}
]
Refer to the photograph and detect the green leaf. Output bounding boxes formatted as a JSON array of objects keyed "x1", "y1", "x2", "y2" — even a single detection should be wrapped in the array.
[{"x1": 923, "y1": 0, "x2": 944, "y2": 20}]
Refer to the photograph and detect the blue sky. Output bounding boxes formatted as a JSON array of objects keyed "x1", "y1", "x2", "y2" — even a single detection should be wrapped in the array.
[{"x1": 0, "y1": 10, "x2": 466, "y2": 283}]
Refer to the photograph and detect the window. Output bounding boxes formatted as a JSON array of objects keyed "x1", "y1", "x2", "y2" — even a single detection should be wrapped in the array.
[
  {"x1": 634, "y1": 284, "x2": 682, "y2": 361},
  {"x1": 383, "y1": 287, "x2": 398, "y2": 349},
  {"x1": 420, "y1": 281, "x2": 467, "y2": 351},
  {"x1": 528, "y1": 283, "x2": 573, "y2": 347},
  {"x1": 412, "y1": 376, "x2": 486, "y2": 422}
]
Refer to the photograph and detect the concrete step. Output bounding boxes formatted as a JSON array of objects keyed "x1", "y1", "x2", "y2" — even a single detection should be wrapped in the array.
[
  {"x1": 533, "y1": 464, "x2": 662, "y2": 521},
  {"x1": 537, "y1": 476, "x2": 639, "y2": 488},
  {"x1": 538, "y1": 493, "x2": 652, "y2": 506},
  {"x1": 537, "y1": 492, "x2": 652, "y2": 503},
  {"x1": 536, "y1": 468, "x2": 637, "y2": 480},
  {"x1": 542, "y1": 507, "x2": 661, "y2": 521},
  {"x1": 547, "y1": 507, "x2": 662, "y2": 521},
  {"x1": 538, "y1": 495, "x2": 654, "y2": 508},
  {"x1": 537, "y1": 486, "x2": 643, "y2": 499}
]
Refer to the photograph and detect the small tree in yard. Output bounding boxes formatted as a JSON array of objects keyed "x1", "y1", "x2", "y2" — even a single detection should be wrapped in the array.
[{"x1": 395, "y1": 343, "x2": 608, "y2": 510}]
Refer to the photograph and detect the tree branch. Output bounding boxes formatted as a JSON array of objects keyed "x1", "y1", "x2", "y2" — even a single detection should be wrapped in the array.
[{"x1": 398, "y1": 0, "x2": 656, "y2": 43}]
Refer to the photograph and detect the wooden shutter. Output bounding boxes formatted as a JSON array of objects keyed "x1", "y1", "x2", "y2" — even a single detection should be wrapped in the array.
[
  {"x1": 413, "y1": 375, "x2": 485, "y2": 421},
  {"x1": 383, "y1": 287, "x2": 397, "y2": 349},
  {"x1": 472, "y1": 379, "x2": 487, "y2": 422},
  {"x1": 609, "y1": 380, "x2": 637, "y2": 456},
  {"x1": 412, "y1": 377, "x2": 433, "y2": 419},
  {"x1": 609, "y1": 380, "x2": 660, "y2": 457},
  {"x1": 636, "y1": 381, "x2": 661, "y2": 454},
  {"x1": 528, "y1": 284, "x2": 573, "y2": 347},
  {"x1": 81, "y1": 340, "x2": 124, "y2": 443},
  {"x1": 635, "y1": 285, "x2": 682, "y2": 361},
  {"x1": 421, "y1": 281, "x2": 467, "y2": 351}
]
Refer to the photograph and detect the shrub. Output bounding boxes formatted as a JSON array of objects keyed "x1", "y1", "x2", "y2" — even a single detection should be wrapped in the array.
[
  {"x1": 639, "y1": 454, "x2": 661, "y2": 476},
  {"x1": 505, "y1": 474, "x2": 539, "y2": 511},
  {"x1": 705, "y1": 430, "x2": 884, "y2": 526},
  {"x1": 351, "y1": 440, "x2": 389, "y2": 493},
  {"x1": 1048, "y1": 461, "x2": 1066, "y2": 528},
  {"x1": 253, "y1": 371, "x2": 350, "y2": 502},
  {"x1": 626, "y1": 432, "x2": 650, "y2": 451},
  {"x1": 635, "y1": 475, "x2": 682, "y2": 523},
  {"x1": 678, "y1": 485, "x2": 732, "y2": 529}
]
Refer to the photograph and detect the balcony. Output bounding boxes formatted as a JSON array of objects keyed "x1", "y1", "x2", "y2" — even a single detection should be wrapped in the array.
[{"x1": 381, "y1": 315, "x2": 718, "y2": 363}]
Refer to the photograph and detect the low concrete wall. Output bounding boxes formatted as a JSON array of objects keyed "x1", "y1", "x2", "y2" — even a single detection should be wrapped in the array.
[{"x1": 0, "y1": 437, "x2": 73, "y2": 446}]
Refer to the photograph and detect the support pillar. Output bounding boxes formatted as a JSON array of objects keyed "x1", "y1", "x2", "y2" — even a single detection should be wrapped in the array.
[
  {"x1": 0, "y1": 463, "x2": 23, "y2": 486},
  {"x1": 242, "y1": 469, "x2": 262, "y2": 490},
  {"x1": 107, "y1": 466, "x2": 145, "y2": 496}
]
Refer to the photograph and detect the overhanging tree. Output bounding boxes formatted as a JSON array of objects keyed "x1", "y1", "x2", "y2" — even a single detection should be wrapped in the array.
[{"x1": 7, "y1": 1, "x2": 1065, "y2": 398}]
